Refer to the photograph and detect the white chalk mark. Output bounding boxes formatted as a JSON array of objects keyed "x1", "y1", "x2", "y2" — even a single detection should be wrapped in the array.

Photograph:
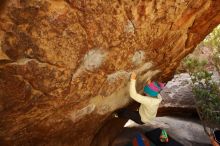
[
  {"x1": 132, "y1": 50, "x2": 145, "y2": 66},
  {"x1": 83, "y1": 49, "x2": 107, "y2": 71},
  {"x1": 107, "y1": 70, "x2": 130, "y2": 83}
]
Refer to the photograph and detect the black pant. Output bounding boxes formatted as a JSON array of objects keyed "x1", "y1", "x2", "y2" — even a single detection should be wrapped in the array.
[{"x1": 117, "y1": 108, "x2": 144, "y2": 124}]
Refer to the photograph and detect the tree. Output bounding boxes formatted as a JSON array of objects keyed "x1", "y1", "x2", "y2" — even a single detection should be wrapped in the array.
[
  {"x1": 184, "y1": 57, "x2": 220, "y2": 135},
  {"x1": 202, "y1": 25, "x2": 220, "y2": 73}
]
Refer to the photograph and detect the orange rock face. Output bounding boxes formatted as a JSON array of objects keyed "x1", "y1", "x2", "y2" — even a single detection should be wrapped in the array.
[{"x1": 0, "y1": 0, "x2": 220, "y2": 145}]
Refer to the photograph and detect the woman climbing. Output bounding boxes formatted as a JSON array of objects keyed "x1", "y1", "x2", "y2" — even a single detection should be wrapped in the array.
[{"x1": 115, "y1": 72, "x2": 164, "y2": 124}]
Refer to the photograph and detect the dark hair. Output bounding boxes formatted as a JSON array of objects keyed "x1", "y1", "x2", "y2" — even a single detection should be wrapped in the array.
[{"x1": 150, "y1": 75, "x2": 161, "y2": 82}]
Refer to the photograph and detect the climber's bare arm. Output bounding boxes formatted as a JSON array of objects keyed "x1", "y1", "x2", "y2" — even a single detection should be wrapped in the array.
[{"x1": 129, "y1": 72, "x2": 152, "y2": 103}]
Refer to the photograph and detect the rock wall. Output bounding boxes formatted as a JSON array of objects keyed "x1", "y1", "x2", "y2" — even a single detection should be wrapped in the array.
[
  {"x1": 0, "y1": 0, "x2": 220, "y2": 145},
  {"x1": 159, "y1": 73, "x2": 197, "y2": 117}
]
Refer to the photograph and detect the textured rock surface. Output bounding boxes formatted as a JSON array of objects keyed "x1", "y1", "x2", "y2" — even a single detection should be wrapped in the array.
[
  {"x1": 158, "y1": 73, "x2": 197, "y2": 117},
  {"x1": 113, "y1": 117, "x2": 211, "y2": 146},
  {"x1": 161, "y1": 73, "x2": 194, "y2": 107},
  {"x1": 1, "y1": 0, "x2": 220, "y2": 145}
]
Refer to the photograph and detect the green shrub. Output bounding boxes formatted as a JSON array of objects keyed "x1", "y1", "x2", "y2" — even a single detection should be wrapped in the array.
[
  {"x1": 184, "y1": 57, "x2": 220, "y2": 129},
  {"x1": 202, "y1": 24, "x2": 220, "y2": 72}
]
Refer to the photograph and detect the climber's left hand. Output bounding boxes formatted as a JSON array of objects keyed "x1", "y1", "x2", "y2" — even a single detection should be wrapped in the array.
[{"x1": 131, "y1": 72, "x2": 137, "y2": 80}]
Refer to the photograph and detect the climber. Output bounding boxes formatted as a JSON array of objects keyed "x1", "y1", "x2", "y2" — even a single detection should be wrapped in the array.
[{"x1": 115, "y1": 72, "x2": 164, "y2": 124}]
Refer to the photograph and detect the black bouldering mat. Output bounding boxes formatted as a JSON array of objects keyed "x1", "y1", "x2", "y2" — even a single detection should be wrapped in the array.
[
  {"x1": 145, "y1": 128, "x2": 183, "y2": 146},
  {"x1": 214, "y1": 129, "x2": 220, "y2": 144}
]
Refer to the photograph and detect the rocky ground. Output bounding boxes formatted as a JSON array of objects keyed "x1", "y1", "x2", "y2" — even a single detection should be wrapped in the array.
[{"x1": 112, "y1": 116, "x2": 212, "y2": 146}]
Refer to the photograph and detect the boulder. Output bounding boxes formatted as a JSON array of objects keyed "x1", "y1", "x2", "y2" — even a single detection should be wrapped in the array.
[
  {"x1": 0, "y1": 0, "x2": 220, "y2": 145},
  {"x1": 158, "y1": 73, "x2": 197, "y2": 117}
]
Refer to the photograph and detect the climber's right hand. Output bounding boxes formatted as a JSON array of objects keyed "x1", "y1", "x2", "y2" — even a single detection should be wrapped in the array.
[{"x1": 131, "y1": 72, "x2": 137, "y2": 80}]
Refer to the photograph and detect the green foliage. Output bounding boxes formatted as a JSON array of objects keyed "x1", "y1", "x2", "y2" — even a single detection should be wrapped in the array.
[
  {"x1": 184, "y1": 57, "x2": 220, "y2": 128},
  {"x1": 183, "y1": 57, "x2": 207, "y2": 74},
  {"x1": 213, "y1": 53, "x2": 220, "y2": 72},
  {"x1": 202, "y1": 25, "x2": 220, "y2": 72},
  {"x1": 183, "y1": 25, "x2": 220, "y2": 128},
  {"x1": 203, "y1": 25, "x2": 220, "y2": 51}
]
